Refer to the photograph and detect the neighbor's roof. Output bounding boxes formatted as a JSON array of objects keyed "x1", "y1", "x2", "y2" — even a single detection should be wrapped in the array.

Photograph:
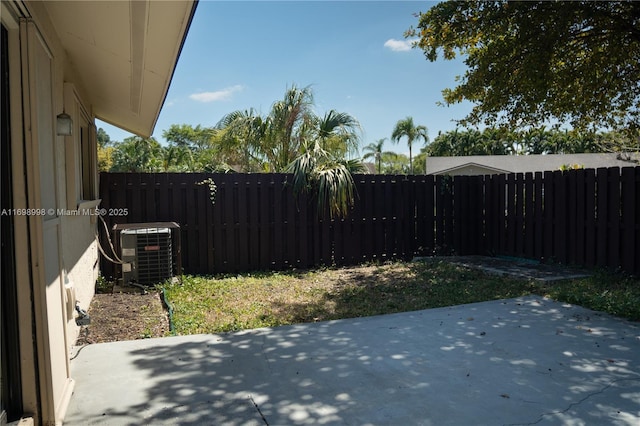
[
  {"x1": 44, "y1": 0, "x2": 198, "y2": 137},
  {"x1": 426, "y1": 153, "x2": 639, "y2": 175}
]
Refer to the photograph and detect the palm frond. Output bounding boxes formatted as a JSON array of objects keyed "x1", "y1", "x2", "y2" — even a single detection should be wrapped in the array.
[
  {"x1": 286, "y1": 144, "x2": 317, "y2": 195},
  {"x1": 315, "y1": 162, "x2": 355, "y2": 219},
  {"x1": 287, "y1": 141, "x2": 363, "y2": 219}
]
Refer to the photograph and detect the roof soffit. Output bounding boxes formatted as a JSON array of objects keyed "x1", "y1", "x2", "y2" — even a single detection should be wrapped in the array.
[{"x1": 43, "y1": 0, "x2": 196, "y2": 137}]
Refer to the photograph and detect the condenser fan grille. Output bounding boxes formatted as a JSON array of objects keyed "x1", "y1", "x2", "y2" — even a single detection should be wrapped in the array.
[{"x1": 121, "y1": 227, "x2": 173, "y2": 285}]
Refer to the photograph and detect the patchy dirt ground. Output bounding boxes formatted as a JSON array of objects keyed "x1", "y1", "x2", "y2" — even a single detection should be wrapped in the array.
[
  {"x1": 75, "y1": 285, "x2": 170, "y2": 345},
  {"x1": 76, "y1": 264, "x2": 404, "y2": 344}
]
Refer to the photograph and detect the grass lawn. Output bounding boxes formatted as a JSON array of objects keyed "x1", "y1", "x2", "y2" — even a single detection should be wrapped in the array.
[{"x1": 163, "y1": 259, "x2": 640, "y2": 335}]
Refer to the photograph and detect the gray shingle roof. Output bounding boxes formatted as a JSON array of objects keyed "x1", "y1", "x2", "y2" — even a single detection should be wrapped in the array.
[{"x1": 426, "y1": 153, "x2": 638, "y2": 175}]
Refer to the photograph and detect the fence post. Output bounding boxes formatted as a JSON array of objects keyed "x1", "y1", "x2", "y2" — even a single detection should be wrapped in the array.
[
  {"x1": 572, "y1": 169, "x2": 585, "y2": 264},
  {"x1": 401, "y1": 176, "x2": 416, "y2": 259},
  {"x1": 607, "y1": 167, "x2": 621, "y2": 270},
  {"x1": 523, "y1": 172, "x2": 534, "y2": 258},
  {"x1": 621, "y1": 167, "x2": 636, "y2": 274}
]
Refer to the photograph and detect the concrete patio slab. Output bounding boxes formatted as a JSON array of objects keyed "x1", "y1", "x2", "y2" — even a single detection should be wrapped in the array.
[{"x1": 65, "y1": 296, "x2": 640, "y2": 425}]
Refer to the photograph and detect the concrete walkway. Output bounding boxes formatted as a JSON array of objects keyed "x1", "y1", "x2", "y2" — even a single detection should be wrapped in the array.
[{"x1": 65, "y1": 296, "x2": 640, "y2": 425}]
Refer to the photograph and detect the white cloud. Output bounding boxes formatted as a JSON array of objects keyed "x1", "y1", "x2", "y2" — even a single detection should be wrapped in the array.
[
  {"x1": 189, "y1": 85, "x2": 244, "y2": 102},
  {"x1": 384, "y1": 38, "x2": 416, "y2": 52}
]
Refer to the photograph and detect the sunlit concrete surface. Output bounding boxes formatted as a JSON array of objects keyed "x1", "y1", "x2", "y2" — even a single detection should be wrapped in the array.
[{"x1": 65, "y1": 296, "x2": 640, "y2": 425}]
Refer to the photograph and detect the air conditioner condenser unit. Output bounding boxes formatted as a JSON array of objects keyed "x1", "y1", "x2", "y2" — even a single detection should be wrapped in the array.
[{"x1": 120, "y1": 227, "x2": 173, "y2": 286}]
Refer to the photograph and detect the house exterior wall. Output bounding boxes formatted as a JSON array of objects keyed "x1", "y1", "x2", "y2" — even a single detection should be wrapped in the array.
[
  {"x1": 3, "y1": 1, "x2": 195, "y2": 423},
  {"x1": 426, "y1": 153, "x2": 637, "y2": 176},
  {"x1": 60, "y1": 83, "x2": 100, "y2": 347},
  {"x1": 433, "y1": 165, "x2": 505, "y2": 176},
  {"x1": 2, "y1": 1, "x2": 99, "y2": 424}
]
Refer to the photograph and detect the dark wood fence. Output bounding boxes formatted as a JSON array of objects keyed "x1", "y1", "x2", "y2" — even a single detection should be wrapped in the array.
[{"x1": 99, "y1": 167, "x2": 640, "y2": 278}]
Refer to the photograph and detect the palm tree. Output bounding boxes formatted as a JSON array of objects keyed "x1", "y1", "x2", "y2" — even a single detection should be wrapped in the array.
[
  {"x1": 391, "y1": 117, "x2": 429, "y2": 174},
  {"x1": 287, "y1": 109, "x2": 364, "y2": 218},
  {"x1": 266, "y1": 84, "x2": 316, "y2": 171},
  {"x1": 217, "y1": 86, "x2": 318, "y2": 172},
  {"x1": 362, "y1": 138, "x2": 393, "y2": 173},
  {"x1": 161, "y1": 145, "x2": 194, "y2": 171},
  {"x1": 317, "y1": 109, "x2": 361, "y2": 157},
  {"x1": 218, "y1": 85, "x2": 365, "y2": 217},
  {"x1": 216, "y1": 108, "x2": 267, "y2": 171},
  {"x1": 288, "y1": 141, "x2": 365, "y2": 219}
]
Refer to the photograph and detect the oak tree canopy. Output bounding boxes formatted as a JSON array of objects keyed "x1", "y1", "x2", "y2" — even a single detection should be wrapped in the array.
[{"x1": 408, "y1": 1, "x2": 640, "y2": 138}]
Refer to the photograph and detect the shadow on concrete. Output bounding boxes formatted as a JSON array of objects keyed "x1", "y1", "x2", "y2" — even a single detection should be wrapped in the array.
[{"x1": 65, "y1": 296, "x2": 640, "y2": 425}]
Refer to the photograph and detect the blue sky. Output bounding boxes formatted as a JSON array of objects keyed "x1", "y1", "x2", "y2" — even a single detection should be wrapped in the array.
[{"x1": 98, "y1": 1, "x2": 473, "y2": 156}]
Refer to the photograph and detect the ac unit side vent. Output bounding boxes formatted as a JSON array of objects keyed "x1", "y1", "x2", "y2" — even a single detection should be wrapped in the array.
[{"x1": 121, "y1": 227, "x2": 173, "y2": 286}]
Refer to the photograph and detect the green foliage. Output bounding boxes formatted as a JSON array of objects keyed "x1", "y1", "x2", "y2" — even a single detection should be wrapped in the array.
[
  {"x1": 559, "y1": 164, "x2": 584, "y2": 171},
  {"x1": 268, "y1": 85, "x2": 317, "y2": 171},
  {"x1": 380, "y1": 152, "x2": 409, "y2": 174},
  {"x1": 391, "y1": 117, "x2": 429, "y2": 174},
  {"x1": 161, "y1": 124, "x2": 232, "y2": 171},
  {"x1": 103, "y1": 126, "x2": 232, "y2": 172},
  {"x1": 216, "y1": 108, "x2": 273, "y2": 172},
  {"x1": 409, "y1": 1, "x2": 640, "y2": 137},
  {"x1": 97, "y1": 127, "x2": 114, "y2": 171},
  {"x1": 97, "y1": 145, "x2": 114, "y2": 172},
  {"x1": 362, "y1": 138, "x2": 398, "y2": 174},
  {"x1": 424, "y1": 127, "x2": 634, "y2": 157},
  {"x1": 288, "y1": 141, "x2": 365, "y2": 219},
  {"x1": 545, "y1": 272, "x2": 640, "y2": 321},
  {"x1": 317, "y1": 109, "x2": 361, "y2": 157},
  {"x1": 110, "y1": 136, "x2": 163, "y2": 172},
  {"x1": 160, "y1": 145, "x2": 194, "y2": 172},
  {"x1": 97, "y1": 127, "x2": 112, "y2": 148},
  {"x1": 196, "y1": 178, "x2": 217, "y2": 205},
  {"x1": 163, "y1": 124, "x2": 215, "y2": 151},
  {"x1": 95, "y1": 274, "x2": 113, "y2": 294}
]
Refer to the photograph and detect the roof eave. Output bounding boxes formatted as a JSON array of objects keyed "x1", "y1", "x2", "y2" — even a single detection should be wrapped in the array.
[{"x1": 45, "y1": 0, "x2": 199, "y2": 138}]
